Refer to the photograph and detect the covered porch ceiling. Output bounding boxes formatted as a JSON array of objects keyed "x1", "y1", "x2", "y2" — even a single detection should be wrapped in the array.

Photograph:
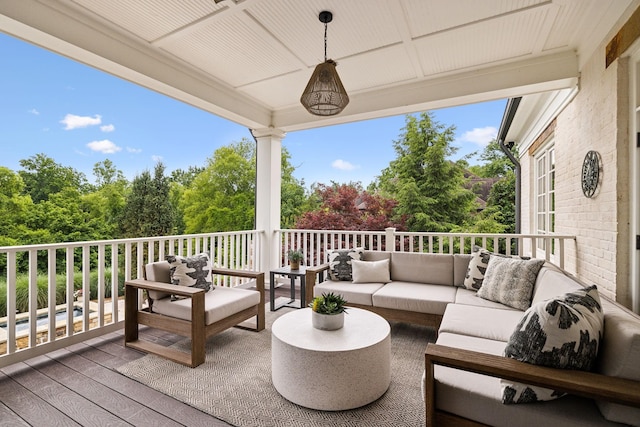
[{"x1": 0, "y1": 0, "x2": 635, "y2": 132}]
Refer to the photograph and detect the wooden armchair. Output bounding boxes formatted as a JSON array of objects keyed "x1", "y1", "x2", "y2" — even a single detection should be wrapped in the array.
[{"x1": 125, "y1": 262, "x2": 265, "y2": 368}]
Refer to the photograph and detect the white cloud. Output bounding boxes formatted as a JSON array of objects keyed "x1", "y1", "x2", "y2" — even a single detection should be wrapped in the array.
[
  {"x1": 29, "y1": 108, "x2": 40, "y2": 115},
  {"x1": 60, "y1": 113, "x2": 102, "y2": 130},
  {"x1": 127, "y1": 147, "x2": 142, "y2": 153},
  {"x1": 100, "y1": 124, "x2": 115, "y2": 132},
  {"x1": 459, "y1": 126, "x2": 498, "y2": 147},
  {"x1": 87, "y1": 139, "x2": 122, "y2": 154},
  {"x1": 151, "y1": 155, "x2": 163, "y2": 162},
  {"x1": 332, "y1": 159, "x2": 358, "y2": 171}
]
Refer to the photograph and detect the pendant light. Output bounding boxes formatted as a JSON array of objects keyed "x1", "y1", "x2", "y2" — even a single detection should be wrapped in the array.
[{"x1": 300, "y1": 11, "x2": 349, "y2": 116}]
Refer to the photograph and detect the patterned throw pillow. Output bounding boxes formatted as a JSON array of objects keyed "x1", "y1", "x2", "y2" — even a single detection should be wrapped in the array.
[
  {"x1": 463, "y1": 246, "x2": 491, "y2": 290},
  {"x1": 477, "y1": 256, "x2": 544, "y2": 310},
  {"x1": 166, "y1": 253, "x2": 213, "y2": 299},
  {"x1": 501, "y1": 285, "x2": 603, "y2": 404},
  {"x1": 327, "y1": 247, "x2": 364, "y2": 281}
]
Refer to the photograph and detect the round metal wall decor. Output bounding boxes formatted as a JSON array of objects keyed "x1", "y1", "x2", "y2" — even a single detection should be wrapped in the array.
[{"x1": 581, "y1": 150, "x2": 601, "y2": 198}]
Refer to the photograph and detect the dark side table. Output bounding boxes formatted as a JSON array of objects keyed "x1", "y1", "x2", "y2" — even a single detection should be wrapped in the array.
[{"x1": 270, "y1": 266, "x2": 307, "y2": 311}]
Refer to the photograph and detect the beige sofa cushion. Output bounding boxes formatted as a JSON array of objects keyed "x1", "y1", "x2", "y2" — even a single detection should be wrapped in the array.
[
  {"x1": 453, "y1": 254, "x2": 472, "y2": 287},
  {"x1": 438, "y1": 303, "x2": 524, "y2": 342},
  {"x1": 531, "y1": 265, "x2": 583, "y2": 305},
  {"x1": 351, "y1": 259, "x2": 390, "y2": 283},
  {"x1": 454, "y1": 288, "x2": 520, "y2": 310},
  {"x1": 314, "y1": 280, "x2": 385, "y2": 306},
  {"x1": 595, "y1": 298, "x2": 640, "y2": 426},
  {"x1": 390, "y1": 253, "x2": 454, "y2": 285},
  {"x1": 152, "y1": 285, "x2": 260, "y2": 325},
  {"x1": 372, "y1": 282, "x2": 456, "y2": 315},
  {"x1": 432, "y1": 332, "x2": 619, "y2": 427}
]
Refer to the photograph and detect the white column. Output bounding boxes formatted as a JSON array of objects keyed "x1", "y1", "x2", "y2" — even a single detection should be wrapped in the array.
[{"x1": 252, "y1": 127, "x2": 286, "y2": 275}]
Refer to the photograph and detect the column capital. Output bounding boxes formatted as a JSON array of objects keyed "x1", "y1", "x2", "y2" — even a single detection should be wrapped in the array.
[{"x1": 251, "y1": 127, "x2": 286, "y2": 139}]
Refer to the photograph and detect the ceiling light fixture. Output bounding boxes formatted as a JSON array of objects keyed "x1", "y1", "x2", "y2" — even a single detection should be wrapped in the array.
[{"x1": 300, "y1": 11, "x2": 349, "y2": 116}]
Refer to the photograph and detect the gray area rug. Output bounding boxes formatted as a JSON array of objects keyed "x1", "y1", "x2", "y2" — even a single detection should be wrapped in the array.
[{"x1": 117, "y1": 307, "x2": 435, "y2": 427}]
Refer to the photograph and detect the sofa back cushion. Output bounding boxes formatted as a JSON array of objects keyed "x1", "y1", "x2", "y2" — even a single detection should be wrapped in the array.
[
  {"x1": 453, "y1": 254, "x2": 472, "y2": 287},
  {"x1": 595, "y1": 298, "x2": 640, "y2": 426},
  {"x1": 531, "y1": 265, "x2": 582, "y2": 305},
  {"x1": 363, "y1": 251, "x2": 392, "y2": 262},
  {"x1": 390, "y1": 253, "x2": 454, "y2": 286}
]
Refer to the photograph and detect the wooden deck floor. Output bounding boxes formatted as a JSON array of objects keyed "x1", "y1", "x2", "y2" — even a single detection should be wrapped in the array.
[{"x1": 0, "y1": 285, "x2": 299, "y2": 427}]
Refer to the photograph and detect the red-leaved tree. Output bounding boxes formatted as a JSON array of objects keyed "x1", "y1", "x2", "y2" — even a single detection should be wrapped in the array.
[{"x1": 294, "y1": 183, "x2": 405, "y2": 231}]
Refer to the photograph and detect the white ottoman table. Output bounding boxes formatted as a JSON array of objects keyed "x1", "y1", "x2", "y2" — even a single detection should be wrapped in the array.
[{"x1": 271, "y1": 307, "x2": 391, "y2": 411}]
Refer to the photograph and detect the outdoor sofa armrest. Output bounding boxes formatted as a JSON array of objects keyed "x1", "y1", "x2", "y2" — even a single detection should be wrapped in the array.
[
  {"x1": 125, "y1": 278, "x2": 203, "y2": 297},
  {"x1": 424, "y1": 343, "x2": 640, "y2": 427},
  {"x1": 304, "y1": 263, "x2": 330, "y2": 306}
]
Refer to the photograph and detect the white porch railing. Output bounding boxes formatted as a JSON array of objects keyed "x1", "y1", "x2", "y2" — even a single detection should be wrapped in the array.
[
  {"x1": 0, "y1": 230, "x2": 261, "y2": 368},
  {"x1": 277, "y1": 228, "x2": 576, "y2": 270}
]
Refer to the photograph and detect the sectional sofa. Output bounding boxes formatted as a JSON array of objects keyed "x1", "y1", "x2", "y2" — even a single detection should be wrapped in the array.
[{"x1": 305, "y1": 248, "x2": 640, "y2": 426}]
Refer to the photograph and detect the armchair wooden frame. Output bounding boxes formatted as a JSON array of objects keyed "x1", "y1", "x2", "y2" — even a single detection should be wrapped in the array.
[
  {"x1": 424, "y1": 343, "x2": 640, "y2": 427},
  {"x1": 124, "y1": 268, "x2": 265, "y2": 368}
]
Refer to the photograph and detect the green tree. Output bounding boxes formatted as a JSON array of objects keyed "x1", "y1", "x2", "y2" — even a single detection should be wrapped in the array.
[
  {"x1": 280, "y1": 149, "x2": 308, "y2": 228},
  {"x1": 18, "y1": 153, "x2": 88, "y2": 202},
  {"x1": 374, "y1": 112, "x2": 476, "y2": 232},
  {"x1": 169, "y1": 166, "x2": 205, "y2": 234},
  {"x1": 82, "y1": 160, "x2": 130, "y2": 238},
  {"x1": 0, "y1": 167, "x2": 34, "y2": 246},
  {"x1": 120, "y1": 162, "x2": 174, "y2": 237},
  {"x1": 182, "y1": 139, "x2": 256, "y2": 232}
]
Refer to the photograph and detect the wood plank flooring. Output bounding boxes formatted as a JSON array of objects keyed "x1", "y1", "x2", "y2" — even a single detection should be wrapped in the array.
[{"x1": 0, "y1": 285, "x2": 298, "y2": 427}]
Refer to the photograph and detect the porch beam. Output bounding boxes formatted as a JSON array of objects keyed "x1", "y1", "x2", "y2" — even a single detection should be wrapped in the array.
[{"x1": 274, "y1": 51, "x2": 579, "y2": 131}]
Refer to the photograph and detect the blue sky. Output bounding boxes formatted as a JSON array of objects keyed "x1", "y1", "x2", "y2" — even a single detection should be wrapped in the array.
[{"x1": 0, "y1": 33, "x2": 506, "y2": 188}]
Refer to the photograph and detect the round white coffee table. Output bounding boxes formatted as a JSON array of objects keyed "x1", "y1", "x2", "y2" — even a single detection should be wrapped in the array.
[{"x1": 271, "y1": 307, "x2": 391, "y2": 411}]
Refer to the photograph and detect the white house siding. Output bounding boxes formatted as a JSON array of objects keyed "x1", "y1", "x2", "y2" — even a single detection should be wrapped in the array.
[{"x1": 520, "y1": 31, "x2": 632, "y2": 305}]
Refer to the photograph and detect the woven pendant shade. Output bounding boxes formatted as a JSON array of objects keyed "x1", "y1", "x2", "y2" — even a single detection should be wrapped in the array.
[
  {"x1": 300, "y1": 11, "x2": 349, "y2": 116},
  {"x1": 300, "y1": 59, "x2": 349, "y2": 116}
]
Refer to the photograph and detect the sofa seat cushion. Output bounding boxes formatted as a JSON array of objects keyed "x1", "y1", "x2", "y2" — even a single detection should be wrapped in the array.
[
  {"x1": 313, "y1": 280, "x2": 385, "y2": 306},
  {"x1": 152, "y1": 285, "x2": 260, "y2": 325},
  {"x1": 390, "y1": 253, "x2": 454, "y2": 285},
  {"x1": 430, "y1": 332, "x2": 615, "y2": 427},
  {"x1": 439, "y1": 304, "x2": 524, "y2": 342},
  {"x1": 371, "y1": 281, "x2": 456, "y2": 315},
  {"x1": 455, "y1": 288, "x2": 520, "y2": 310},
  {"x1": 595, "y1": 298, "x2": 640, "y2": 426}
]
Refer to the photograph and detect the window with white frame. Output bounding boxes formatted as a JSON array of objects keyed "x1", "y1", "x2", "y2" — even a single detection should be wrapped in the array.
[{"x1": 535, "y1": 143, "x2": 555, "y2": 253}]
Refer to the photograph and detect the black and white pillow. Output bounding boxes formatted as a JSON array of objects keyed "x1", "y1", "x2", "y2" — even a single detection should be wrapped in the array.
[
  {"x1": 463, "y1": 246, "x2": 491, "y2": 290},
  {"x1": 166, "y1": 253, "x2": 213, "y2": 299},
  {"x1": 501, "y1": 285, "x2": 603, "y2": 404},
  {"x1": 477, "y1": 256, "x2": 544, "y2": 310},
  {"x1": 327, "y1": 247, "x2": 364, "y2": 281}
]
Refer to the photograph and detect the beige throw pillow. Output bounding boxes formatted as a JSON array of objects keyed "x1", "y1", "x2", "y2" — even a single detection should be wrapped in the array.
[{"x1": 351, "y1": 259, "x2": 390, "y2": 283}]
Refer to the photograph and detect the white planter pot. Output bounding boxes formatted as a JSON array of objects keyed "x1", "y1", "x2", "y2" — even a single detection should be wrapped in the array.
[{"x1": 311, "y1": 311, "x2": 344, "y2": 330}]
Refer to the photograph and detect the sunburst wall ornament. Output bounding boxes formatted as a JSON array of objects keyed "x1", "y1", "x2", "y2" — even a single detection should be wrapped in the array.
[{"x1": 300, "y1": 11, "x2": 349, "y2": 116}]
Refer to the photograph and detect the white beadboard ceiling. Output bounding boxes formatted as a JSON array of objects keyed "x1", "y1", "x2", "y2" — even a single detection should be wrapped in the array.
[{"x1": 0, "y1": 0, "x2": 636, "y2": 131}]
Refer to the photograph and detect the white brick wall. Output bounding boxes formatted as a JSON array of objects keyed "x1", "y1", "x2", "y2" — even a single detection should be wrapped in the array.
[{"x1": 521, "y1": 45, "x2": 631, "y2": 304}]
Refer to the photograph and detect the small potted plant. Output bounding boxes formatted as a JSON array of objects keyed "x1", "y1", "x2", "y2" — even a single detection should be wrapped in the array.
[
  {"x1": 287, "y1": 249, "x2": 304, "y2": 270},
  {"x1": 309, "y1": 292, "x2": 348, "y2": 330}
]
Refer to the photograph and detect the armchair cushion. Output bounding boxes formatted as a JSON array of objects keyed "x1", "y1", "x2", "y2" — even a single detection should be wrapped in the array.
[
  {"x1": 152, "y1": 285, "x2": 261, "y2": 325},
  {"x1": 166, "y1": 253, "x2": 213, "y2": 298}
]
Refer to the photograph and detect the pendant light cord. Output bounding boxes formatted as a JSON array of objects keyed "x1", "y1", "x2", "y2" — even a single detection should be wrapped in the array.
[{"x1": 324, "y1": 22, "x2": 328, "y2": 62}]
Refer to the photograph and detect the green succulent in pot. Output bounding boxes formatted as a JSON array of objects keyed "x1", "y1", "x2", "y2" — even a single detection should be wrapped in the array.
[{"x1": 309, "y1": 292, "x2": 348, "y2": 315}]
